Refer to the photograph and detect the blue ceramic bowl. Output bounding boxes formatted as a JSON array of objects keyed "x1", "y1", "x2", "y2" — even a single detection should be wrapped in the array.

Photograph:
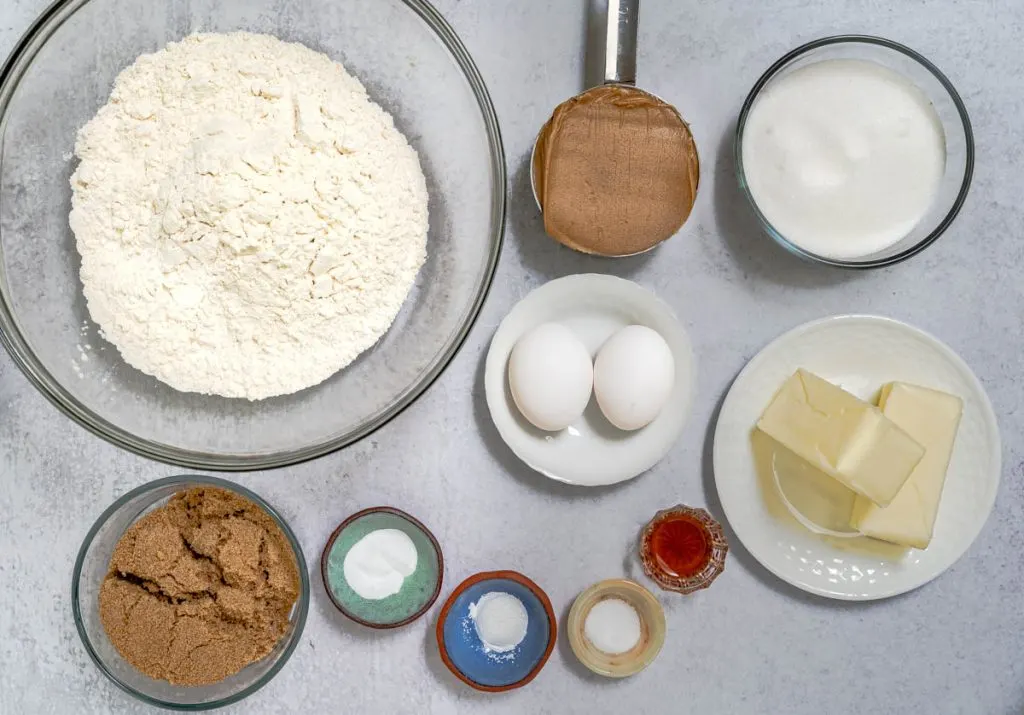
[{"x1": 436, "y1": 571, "x2": 556, "y2": 692}]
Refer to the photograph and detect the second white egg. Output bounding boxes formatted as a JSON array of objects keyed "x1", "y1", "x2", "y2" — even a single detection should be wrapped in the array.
[{"x1": 594, "y1": 325, "x2": 675, "y2": 431}]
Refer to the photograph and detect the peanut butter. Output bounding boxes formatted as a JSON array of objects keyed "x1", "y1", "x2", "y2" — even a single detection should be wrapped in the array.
[{"x1": 534, "y1": 85, "x2": 699, "y2": 256}]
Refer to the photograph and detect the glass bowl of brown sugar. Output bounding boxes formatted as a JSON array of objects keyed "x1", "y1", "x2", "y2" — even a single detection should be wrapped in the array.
[{"x1": 71, "y1": 476, "x2": 310, "y2": 710}]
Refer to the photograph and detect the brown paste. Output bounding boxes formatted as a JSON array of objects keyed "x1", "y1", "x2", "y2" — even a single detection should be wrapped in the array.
[
  {"x1": 534, "y1": 84, "x2": 700, "y2": 256},
  {"x1": 98, "y1": 487, "x2": 300, "y2": 686}
]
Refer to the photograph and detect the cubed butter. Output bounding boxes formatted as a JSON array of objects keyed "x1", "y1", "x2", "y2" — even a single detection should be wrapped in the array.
[
  {"x1": 849, "y1": 383, "x2": 963, "y2": 549},
  {"x1": 756, "y1": 369, "x2": 925, "y2": 507}
]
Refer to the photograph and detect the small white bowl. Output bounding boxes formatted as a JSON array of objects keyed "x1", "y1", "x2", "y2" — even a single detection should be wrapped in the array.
[{"x1": 484, "y1": 274, "x2": 695, "y2": 487}]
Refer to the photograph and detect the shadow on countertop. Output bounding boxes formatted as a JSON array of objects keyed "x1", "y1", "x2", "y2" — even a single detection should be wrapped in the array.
[{"x1": 422, "y1": 608, "x2": 497, "y2": 700}]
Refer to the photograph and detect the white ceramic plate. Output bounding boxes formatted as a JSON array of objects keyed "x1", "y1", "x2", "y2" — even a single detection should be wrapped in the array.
[
  {"x1": 485, "y1": 274, "x2": 695, "y2": 486},
  {"x1": 713, "y1": 315, "x2": 1001, "y2": 600}
]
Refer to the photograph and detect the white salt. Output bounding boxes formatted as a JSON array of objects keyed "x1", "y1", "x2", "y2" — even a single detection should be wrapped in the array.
[{"x1": 584, "y1": 598, "x2": 641, "y2": 654}]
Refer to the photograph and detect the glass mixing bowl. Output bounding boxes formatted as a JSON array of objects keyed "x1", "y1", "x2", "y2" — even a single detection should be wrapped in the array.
[
  {"x1": 736, "y1": 35, "x2": 974, "y2": 269},
  {"x1": 72, "y1": 475, "x2": 310, "y2": 710},
  {"x1": 0, "y1": 0, "x2": 505, "y2": 468}
]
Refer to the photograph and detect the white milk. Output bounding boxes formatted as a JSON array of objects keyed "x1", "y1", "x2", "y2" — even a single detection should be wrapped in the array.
[{"x1": 741, "y1": 59, "x2": 946, "y2": 259}]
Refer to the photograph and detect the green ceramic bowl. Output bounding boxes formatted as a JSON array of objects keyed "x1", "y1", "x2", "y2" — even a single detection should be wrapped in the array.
[{"x1": 321, "y1": 507, "x2": 443, "y2": 628}]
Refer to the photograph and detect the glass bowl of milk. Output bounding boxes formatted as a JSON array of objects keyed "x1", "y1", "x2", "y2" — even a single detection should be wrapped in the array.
[{"x1": 736, "y1": 35, "x2": 974, "y2": 268}]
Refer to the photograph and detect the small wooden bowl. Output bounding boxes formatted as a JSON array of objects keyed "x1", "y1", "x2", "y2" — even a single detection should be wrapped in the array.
[
  {"x1": 320, "y1": 506, "x2": 443, "y2": 629},
  {"x1": 436, "y1": 570, "x2": 557, "y2": 692},
  {"x1": 567, "y1": 579, "x2": 665, "y2": 677}
]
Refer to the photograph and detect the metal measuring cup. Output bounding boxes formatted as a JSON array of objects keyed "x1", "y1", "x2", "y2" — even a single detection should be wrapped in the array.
[{"x1": 530, "y1": 0, "x2": 699, "y2": 253}]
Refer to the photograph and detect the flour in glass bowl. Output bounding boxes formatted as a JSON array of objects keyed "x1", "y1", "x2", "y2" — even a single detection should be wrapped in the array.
[{"x1": 69, "y1": 32, "x2": 428, "y2": 400}]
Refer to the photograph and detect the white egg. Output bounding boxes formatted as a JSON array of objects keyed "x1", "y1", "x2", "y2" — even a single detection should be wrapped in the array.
[
  {"x1": 594, "y1": 325, "x2": 675, "y2": 431},
  {"x1": 508, "y1": 322, "x2": 593, "y2": 431}
]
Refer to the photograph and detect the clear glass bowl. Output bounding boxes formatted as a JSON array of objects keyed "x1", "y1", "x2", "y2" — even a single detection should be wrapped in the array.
[
  {"x1": 0, "y1": 0, "x2": 505, "y2": 468},
  {"x1": 72, "y1": 475, "x2": 310, "y2": 710},
  {"x1": 735, "y1": 35, "x2": 974, "y2": 269}
]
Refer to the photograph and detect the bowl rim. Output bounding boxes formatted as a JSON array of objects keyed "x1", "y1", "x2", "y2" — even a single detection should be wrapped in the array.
[
  {"x1": 0, "y1": 0, "x2": 507, "y2": 471},
  {"x1": 565, "y1": 578, "x2": 666, "y2": 678},
  {"x1": 319, "y1": 505, "x2": 444, "y2": 629},
  {"x1": 734, "y1": 34, "x2": 975, "y2": 269},
  {"x1": 70, "y1": 474, "x2": 311, "y2": 711},
  {"x1": 434, "y1": 570, "x2": 557, "y2": 693}
]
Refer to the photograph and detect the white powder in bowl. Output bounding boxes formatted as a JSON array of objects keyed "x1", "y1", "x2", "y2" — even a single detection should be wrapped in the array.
[
  {"x1": 469, "y1": 592, "x2": 528, "y2": 653},
  {"x1": 70, "y1": 32, "x2": 428, "y2": 399},
  {"x1": 342, "y1": 529, "x2": 418, "y2": 601},
  {"x1": 584, "y1": 598, "x2": 641, "y2": 655}
]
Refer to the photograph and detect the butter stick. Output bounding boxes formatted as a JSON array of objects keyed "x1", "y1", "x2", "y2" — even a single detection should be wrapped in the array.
[
  {"x1": 756, "y1": 370, "x2": 924, "y2": 507},
  {"x1": 849, "y1": 383, "x2": 963, "y2": 549}
]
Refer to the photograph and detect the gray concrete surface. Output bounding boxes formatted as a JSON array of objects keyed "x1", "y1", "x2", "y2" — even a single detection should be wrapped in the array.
[{"x1": 2, "y1": 1, "x2": 1022, "y2": 713}]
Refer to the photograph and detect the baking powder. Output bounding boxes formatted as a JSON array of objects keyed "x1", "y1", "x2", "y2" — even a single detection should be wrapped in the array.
[{"x1": 342, "y1": 529, "x2": 419, "y2": 601}]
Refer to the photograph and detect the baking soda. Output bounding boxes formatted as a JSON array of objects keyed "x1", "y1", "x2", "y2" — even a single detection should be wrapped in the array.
[{"x1": 469, "y1": 592, "x2": 528, "y2": 654}]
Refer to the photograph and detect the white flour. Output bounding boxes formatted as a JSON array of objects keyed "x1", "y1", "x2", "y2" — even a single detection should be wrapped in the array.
[{"x1": 70, "y1": 33, "x2": 428, "y2": 399}]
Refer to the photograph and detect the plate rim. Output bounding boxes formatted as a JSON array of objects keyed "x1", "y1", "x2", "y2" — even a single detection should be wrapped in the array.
[{"x1": 713, "y1": 313, "x2": 1002, "y2": 601}]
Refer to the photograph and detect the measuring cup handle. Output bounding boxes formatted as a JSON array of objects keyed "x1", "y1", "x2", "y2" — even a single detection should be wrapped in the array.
[{"x1": 604, "y1": 0, "x2": 638, "y2": 85}]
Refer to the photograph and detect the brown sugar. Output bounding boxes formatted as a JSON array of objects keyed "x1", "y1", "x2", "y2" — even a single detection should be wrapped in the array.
[
  {"x1": 98, "y1": 487, "x2": 300, "y2": 686},
  {"x1": 534, "y1": 84, "x2": 700, "y2": 256}
]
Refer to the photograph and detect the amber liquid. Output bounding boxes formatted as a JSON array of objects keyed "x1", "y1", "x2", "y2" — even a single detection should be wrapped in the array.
[{"x1": 650, "y1": 516, "x2": 712, "y2": 579}]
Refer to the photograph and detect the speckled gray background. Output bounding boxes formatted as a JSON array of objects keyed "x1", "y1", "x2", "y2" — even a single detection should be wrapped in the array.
[{"x1": 2, "y1": 1, "x2": 1022, "y2": 713}]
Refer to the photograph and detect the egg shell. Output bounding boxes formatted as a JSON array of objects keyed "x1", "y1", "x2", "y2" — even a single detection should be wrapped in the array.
[
  {"x1": 508, "y1": 322, "x2": 594, "y2": 432},
  {"x1": 594, "y1": 325, "x2": 675, "y2": 431}
]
